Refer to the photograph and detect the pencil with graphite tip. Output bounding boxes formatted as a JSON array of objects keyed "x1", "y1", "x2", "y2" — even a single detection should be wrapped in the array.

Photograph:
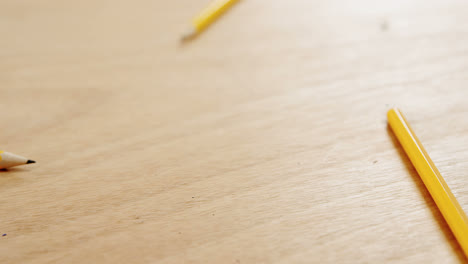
[
  {"x1": 388, "y1": 108, "x2": 468, "y2": 258},
  {"x1": 0, "y1": 151, "x2": 35, "y2": 169},
  {"x1": 181, "y1": 0, "x2": 239, "y2": 41}
]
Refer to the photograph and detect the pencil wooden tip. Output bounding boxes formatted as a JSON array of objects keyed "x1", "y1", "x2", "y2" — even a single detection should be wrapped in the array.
[
  {"x1": 181, "y1": 28, "x2": 197, "y2": 42},
  {"x1": 26, "y1": 160, "x2": 36, "y2": 164}
]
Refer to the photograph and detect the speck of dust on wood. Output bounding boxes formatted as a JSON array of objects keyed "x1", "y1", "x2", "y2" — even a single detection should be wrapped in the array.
[{"x1": 380, "y1": 20, "x2": 389, "y2": 31}]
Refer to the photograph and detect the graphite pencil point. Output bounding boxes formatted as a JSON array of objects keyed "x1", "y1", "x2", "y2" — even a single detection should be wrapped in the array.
[{"x1": 0, "y1": 151, "x2": 36, "y2": 169}]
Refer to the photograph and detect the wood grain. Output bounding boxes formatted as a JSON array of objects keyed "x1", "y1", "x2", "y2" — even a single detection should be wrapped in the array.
[{"x1": 1, "y1": 0, "x2": 468, "y2": 263}]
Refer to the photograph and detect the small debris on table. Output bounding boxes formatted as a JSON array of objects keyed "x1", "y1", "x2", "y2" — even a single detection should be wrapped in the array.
[{"x1": 380, "y1": 20, "x2": 389, "y2": 32}]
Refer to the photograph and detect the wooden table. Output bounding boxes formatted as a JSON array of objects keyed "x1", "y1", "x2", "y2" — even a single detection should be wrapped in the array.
[{"x1": 2, "y1": 0, "x2": 468, "y2": 263}]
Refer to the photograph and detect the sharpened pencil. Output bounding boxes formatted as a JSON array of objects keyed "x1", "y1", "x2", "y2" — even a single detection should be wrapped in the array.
[
  {"x1": 388, "y1": 108, "x2": 468, "y2": 258},
  {"x1": 0, "y1": 151, "x2": 35, "y2": 169},
  {"x1": 181, "y1": 0, "x2": 239, "y2": 41}
]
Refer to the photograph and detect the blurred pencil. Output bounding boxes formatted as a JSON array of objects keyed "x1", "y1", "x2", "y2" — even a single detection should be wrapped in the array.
[
  {"x1": 388, "y1": 108, "x2": 468, "y2": 258},
  {"x1": 0, "y1": 151, "x2": 35, "y2": 169},
  {"x1": 181, "y1": 0, "x2": 239, "y2": 41}
]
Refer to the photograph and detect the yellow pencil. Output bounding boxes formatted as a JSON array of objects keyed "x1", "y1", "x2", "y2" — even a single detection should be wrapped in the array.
[
  {"x1": 181, "y1": 0, "x2": 239, "y2": 41},
  {"x1": 388, "y1": 108, "x2": 468, "y2": 257},
  {"x1": 0, "y1": 151, "x2": 35, "y2": 169}
]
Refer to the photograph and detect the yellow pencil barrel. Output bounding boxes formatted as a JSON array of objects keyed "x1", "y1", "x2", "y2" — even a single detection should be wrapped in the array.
[
  {"x1": 192, "y1": 0, "x2": 239, "y2": 32},
  {"x1": 388, "y1": 108, "x2": 468, "y2": 257}
]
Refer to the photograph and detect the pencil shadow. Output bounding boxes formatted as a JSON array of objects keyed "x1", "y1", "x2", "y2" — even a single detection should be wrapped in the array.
[
  {"x1": 387, "y1": 125, "x2": 468, "y2": 263},
  {"x1": 0, "y1": 167, "x2": 29, "y2": 174}
]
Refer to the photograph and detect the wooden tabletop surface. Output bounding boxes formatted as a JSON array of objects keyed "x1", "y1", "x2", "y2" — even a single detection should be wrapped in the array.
[{"x1": 2, "y1": 0, "x2": 468, "y2": 263}]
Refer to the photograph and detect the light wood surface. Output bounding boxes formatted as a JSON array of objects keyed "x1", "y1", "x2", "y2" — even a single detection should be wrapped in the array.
[{"x1": 2, "y1": 0, "x2": 468, "y2": 263}]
